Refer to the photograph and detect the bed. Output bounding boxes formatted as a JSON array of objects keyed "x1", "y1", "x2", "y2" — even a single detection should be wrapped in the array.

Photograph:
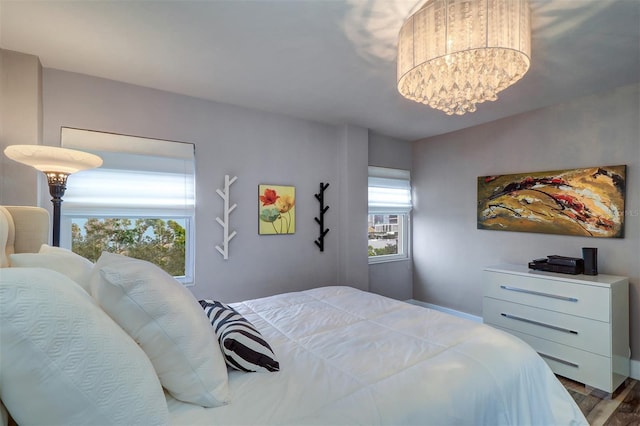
[{"x1": 0, "y1": 206, "x2": 587, "y2": 425}]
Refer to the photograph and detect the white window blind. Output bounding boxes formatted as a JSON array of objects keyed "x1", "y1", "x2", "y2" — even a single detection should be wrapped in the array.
[
  {"x1": 368, "y1": 166, "x2": 412, "y2": 214},
  {"x1": 61, "y1": 127, "x2": 195, "y2": 216}
]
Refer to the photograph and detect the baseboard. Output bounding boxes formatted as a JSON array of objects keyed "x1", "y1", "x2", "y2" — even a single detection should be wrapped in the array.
[
  {"x1": 406, "y1": 299, "x2": 483, "y2": 323},
  {"x1": 407, "y1": 299, "x2": 640, "y2": 380},
  {"x1": 631, "y1": 359, "x2": 640, "y2": 380}
]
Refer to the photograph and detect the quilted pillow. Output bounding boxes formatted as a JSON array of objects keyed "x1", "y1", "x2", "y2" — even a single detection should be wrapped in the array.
[
  {"x1": 90, "y1": 252, "x2": 230, "y2": 407},
  {"x1": 199, "y1": 299, "x2": 280, "y2": 372},
  {"x1": 0, "y1": 267, "x2": 168, "y2": 425},
  {"x1": 9, "y1": 244, "x2": 93, "y2": 292}
]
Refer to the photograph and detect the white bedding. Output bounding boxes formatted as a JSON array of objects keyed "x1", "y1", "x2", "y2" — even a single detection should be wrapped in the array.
[{"x1": 167, "y1": 286, "x2": 587, "y2": 425}]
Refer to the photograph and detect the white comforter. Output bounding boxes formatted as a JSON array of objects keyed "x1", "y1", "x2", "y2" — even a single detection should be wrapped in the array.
[{"x1": 168, "y1": 286, "x2": 587, "y2": 425}]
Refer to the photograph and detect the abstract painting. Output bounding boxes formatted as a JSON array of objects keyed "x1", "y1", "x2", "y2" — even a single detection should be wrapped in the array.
[
  {"x1": 477, "y1": 165, "x2": 626, "y2": 238},
  {"x1": 258, "y1": 184, "x2": 296, "y2": 235}
]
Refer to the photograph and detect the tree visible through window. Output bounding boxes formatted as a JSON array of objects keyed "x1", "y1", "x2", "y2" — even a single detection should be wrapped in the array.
[{"x1": 72, "y1": 217, "x2": 186, "y2": 277}]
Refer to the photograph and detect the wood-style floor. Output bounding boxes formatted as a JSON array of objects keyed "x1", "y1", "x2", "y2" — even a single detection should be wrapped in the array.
[{"x1": 561, "y1": 376, "x2": 640, "y2": 425}]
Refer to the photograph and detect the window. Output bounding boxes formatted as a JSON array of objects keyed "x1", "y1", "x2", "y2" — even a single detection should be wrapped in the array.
[
  {"x1": 368, "y1": 166, "x2": 411, "y2": 263},
  {"x1": 60, "y1": 128, "x2": 195, "y2": 284}
]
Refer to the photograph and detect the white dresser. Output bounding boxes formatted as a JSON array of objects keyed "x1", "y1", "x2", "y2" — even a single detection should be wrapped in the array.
[{"x1": 483, "y1": 264, "x2": 629, "y2": 393}]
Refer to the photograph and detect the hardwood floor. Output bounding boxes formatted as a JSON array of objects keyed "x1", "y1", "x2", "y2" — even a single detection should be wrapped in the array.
[{"x1": 561, "y1": 376, "x2": 640, "y2": 425}]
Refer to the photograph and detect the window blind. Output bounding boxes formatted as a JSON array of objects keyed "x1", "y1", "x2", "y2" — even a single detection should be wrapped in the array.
[
  {"x1": 368, "y1": 166, "x2": 412, "y2": 214},
  {"x1": 60, "y1": 127, "x2": 195, "y2": 216}
]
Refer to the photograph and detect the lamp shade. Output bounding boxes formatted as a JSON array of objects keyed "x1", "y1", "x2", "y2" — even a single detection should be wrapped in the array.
[
  {"x1": 4, "y1": 145, "x2": 103, "y2": 174},
  {"x1": 397, "y1": 0, "x2": 531, "y2": 115}
]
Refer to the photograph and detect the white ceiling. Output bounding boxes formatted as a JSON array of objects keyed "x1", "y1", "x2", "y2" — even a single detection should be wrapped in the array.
[{"x1": 1, "y1": 0, "x2": 638, "y2": 141}]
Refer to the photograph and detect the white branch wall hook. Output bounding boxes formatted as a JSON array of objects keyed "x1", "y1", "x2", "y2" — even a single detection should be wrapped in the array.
[{"x1": 215, "y1": 175, "x2": 238, "y2": 260}]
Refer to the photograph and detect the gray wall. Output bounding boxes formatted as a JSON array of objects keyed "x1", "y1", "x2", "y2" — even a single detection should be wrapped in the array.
[
  {"x1": 337, "y1": 125, "x2": 369, "y2": 291},
  {"x1": 368, "y1": 131, "x2": 413, "y2": 300},
  {"x1": 0, "y1": 50, "x2": 42, "y2": 207},
  {"x1": 1, "y1": 54, "x2": 371, "y2": 303},
  {"x1": 2, "y1": 52, "x2": 409, "y2": 302},
  {"x1": 412, "y1": 83, "x2": 640, "y2": 359}
]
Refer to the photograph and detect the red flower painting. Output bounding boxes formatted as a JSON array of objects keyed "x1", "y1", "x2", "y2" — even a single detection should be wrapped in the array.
[
  {"x1": 259, "y1": 188, "x2": 280, "y2": 206},
  {"x1": 259, "y1": 185, "x2": 295, "y2": 235}
]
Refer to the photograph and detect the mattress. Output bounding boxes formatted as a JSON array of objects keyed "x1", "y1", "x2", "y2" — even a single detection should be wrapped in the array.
[{"x1": 167, "y1": 286, "x2": 587, "y2": 425}]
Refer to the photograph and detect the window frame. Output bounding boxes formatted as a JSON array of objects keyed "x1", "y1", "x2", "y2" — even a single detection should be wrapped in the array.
[
  {"x1": 59, "y1": 128, "x2": 196, "y2": 285},
  {"x1": 367, "y1": 166, "x2": 412, "y2": 264},
  {"x1": 368, "y1": 212, "x2": 411, "y2": 264}
]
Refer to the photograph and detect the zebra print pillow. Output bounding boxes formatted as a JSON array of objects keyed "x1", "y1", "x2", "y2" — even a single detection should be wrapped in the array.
[{"x1": 199, "y1": 300, "x2": 280, "y2": 373}]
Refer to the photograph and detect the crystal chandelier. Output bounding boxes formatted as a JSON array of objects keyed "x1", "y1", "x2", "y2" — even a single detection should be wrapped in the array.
[{"x1": 397, "y1": 0, "x2": 531, "y2": 115}]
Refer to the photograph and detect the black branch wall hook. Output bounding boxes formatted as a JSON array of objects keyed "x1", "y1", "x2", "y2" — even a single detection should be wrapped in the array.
[{"x1": 314, "y1": 182, "x2": 330, "y2": 252}]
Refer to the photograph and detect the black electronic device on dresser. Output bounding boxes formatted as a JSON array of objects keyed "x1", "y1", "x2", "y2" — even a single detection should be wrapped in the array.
[
  {"x1": 582, "y1": 247, "x2": 598, "y2": 275},
  {"x1": 528, "y1": 255, "x2": 584, "y2": 275}
]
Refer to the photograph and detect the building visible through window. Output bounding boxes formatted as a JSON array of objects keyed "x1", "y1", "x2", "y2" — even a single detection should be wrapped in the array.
[{"x1": 368, "y1": 214, "x2": 400, "y2": 256}]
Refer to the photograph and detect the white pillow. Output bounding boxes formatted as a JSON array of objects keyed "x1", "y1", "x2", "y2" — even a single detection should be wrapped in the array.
[
  {"x1": 9, "y1": 244, "x2": 93, "y2": 291},
  {"x1": 90, "y1": 252, "x2": 230, "y2": 407},
  {"x1": 0, "y1": 267, "x2": 168, "y2": 425}
]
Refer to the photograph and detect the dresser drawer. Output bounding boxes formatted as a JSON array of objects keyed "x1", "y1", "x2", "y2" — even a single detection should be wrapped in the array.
[
  {"x1": 494, "y1": 326, "x2": 615, "y2": 393},
  {"x1": 484, "y1": 271, "x2": 610, "y2": 321},
  {"x1": 483, "y1": 297, "x2": 610, "y2": 356}
]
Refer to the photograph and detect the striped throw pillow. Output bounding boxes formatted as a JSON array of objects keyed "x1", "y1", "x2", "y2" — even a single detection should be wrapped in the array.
[{"x1": 199, "y1": 300, "x2": 280, "y2": 372}]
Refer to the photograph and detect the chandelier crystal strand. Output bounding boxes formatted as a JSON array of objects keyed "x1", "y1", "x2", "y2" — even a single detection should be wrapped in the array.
[{"x1": 397, "y1": 0, "x2": 531, "y2": 115}]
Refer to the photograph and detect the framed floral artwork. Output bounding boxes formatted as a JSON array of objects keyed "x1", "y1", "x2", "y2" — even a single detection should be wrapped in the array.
[
  {"x1": 477, "y1": 165, "x2": 626, "y2": 238},
  {"x1": 258, "y1": 184, "x2": 295, "y2": 235}
]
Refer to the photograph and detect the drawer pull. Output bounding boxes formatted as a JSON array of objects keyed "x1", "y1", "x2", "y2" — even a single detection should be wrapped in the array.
[
  {"x1": 499, "y1": 285, "x2": 578, "y2": 302},
  {"x1": 538, "y1": 352, "x2": 579, "y2": 368},
  {"x1": 500, "y1": 313, "x2": 578, "y2": 335}
]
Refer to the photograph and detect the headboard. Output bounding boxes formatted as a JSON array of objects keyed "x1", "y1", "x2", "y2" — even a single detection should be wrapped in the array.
[{"x1": 0, "y1": 206, "x2": 50, "y2": 267}]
